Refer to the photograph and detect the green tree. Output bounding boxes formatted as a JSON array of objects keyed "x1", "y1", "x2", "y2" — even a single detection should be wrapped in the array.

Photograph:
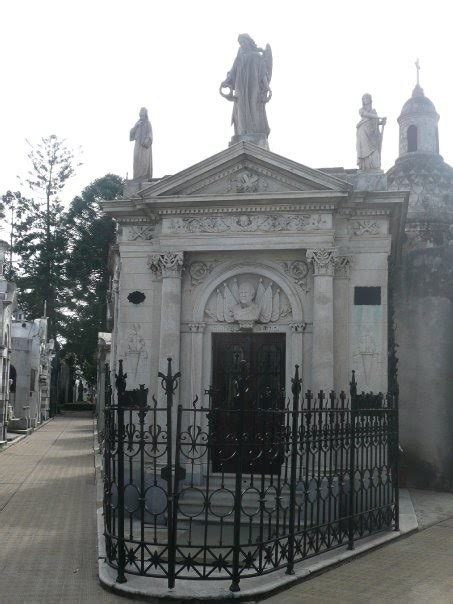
[
  {"x1": 62, "y1": 174, "x2": 123, "y2": 384},
  {"x1": 2, "y1": 135, "x2": 78, "y2": 339}
]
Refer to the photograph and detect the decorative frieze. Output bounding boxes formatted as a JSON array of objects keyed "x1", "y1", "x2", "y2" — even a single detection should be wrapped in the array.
[
  {"x1": 306, "y1": 249, "x2": 337, "y2": 277},
  {"x1": 147, "y1": 251, "x2": 184, "y2": 278},
  {"x1": 167, "y1": 213, "x2": 329, "y2": 234}
]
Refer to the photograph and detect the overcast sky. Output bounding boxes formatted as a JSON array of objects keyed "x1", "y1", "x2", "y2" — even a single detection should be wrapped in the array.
[{"x1": 1, "y1": 0, "x2": 452, "y2": 205}]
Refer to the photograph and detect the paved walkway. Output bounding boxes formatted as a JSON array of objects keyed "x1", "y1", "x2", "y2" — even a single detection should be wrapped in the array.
[
  {"x1": 0, "y1": 412, "x2": 452, "y2": 603},
  {"x1": 0, "y1": 413, "x2": 132, "y2": 603},
  {"x1": 263, "y1": 492, "x2": 453, "y2": 604}
]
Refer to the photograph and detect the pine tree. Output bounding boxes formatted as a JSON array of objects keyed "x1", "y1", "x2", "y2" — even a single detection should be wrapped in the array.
[
  {"x1": 62, "y1": 174, "x2": 123, "y2": 384},
  {"x1": 2, "y1": 135, "x2": 78, "y2": 339}
]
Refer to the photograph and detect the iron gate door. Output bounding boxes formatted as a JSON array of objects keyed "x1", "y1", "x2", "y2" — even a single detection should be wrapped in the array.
[{"x1": 211, "y1": 333, "x2": 285, "y2": 472}]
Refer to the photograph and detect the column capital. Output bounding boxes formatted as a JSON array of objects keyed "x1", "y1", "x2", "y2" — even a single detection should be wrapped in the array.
[
  {"x1": 306, "y1": 248, "x2": 337, "y2": 277},
  {"x1": 290, "y1": 322, "x2": 307, "y2": 333},
  {"x1": 335, "y1": 256, "x2": 351, "y2": 278},
  {"x1": 188, "y1": 322, "x2": 206, "y2": 333},
  {"x1": 147, "y1": 251, "x2": 184, "y2": 278}
]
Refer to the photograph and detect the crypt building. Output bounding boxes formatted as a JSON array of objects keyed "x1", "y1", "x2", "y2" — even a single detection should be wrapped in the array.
[
  {"x1": 101, "y1": 43, "x2": 453, "y2": 494},
  {"x1": 102, "y1": 142, "x2": 406, "y2": 412}
]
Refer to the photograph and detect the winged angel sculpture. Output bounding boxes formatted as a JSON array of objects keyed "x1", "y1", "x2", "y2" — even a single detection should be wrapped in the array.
[
  {"x1": 206, "y1": 279, "x2": 290, "y2": 328},
  {"x1": 220, "y1": 34, "x2": 273, "y2": 145}
]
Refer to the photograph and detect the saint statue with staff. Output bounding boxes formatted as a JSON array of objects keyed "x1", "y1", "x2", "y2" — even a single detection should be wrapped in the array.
[
  {"x1": 356, "y1": 94, "x2": 386, "y2": 170},
  {"x1": 130, "y1": 107, "x2": 153, "y2": 180}
]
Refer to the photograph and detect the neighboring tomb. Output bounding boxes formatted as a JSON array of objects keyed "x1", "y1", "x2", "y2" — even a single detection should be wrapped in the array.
[
  {"x1": 387, "y1": 73, "x2": 453, "y2": 489},
  {"x1": 9, "y1": 315, "x2": 53, "y2": 431},
  {"x1": 0, "y1": 241, "x2": 16, "y2": 446}
]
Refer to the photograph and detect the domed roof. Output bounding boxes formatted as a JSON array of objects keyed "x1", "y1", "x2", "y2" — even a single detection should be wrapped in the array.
[{"x1": 399, "y1": 84, "x2": 438, "y2": 118}]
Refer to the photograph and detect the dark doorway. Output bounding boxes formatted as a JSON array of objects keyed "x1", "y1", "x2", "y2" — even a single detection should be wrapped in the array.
[{"x1": 211, "y1": 333, "x2": 286, "y2": 472}]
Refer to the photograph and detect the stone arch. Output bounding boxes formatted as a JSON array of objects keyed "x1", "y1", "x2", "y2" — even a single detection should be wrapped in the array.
[{"x1": 193, "y1": 262, "x2": 304, "y2": 323}]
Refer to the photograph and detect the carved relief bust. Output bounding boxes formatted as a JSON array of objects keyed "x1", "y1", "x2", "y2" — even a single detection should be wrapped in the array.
[
  {"x1": 204, "y1": 274, "x2": 291, "y2": 330},
  {"x1": 231, "y1": 282, "x2": 260, "y2": 322}
]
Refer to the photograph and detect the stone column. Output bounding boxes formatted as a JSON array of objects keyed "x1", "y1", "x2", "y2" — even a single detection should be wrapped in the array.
[
  {"x1": 148, "y1": 252, "x2": 184, "y2": 385},
  {"x1": 307, "y1": 249, "x2": 336, "y2": 394},
  {"x1": 334, "y1": 257, "x2": 351, "y2": 392},
  {"x1": 188, "y1": 323, "x2": 206, "y2": 403}
]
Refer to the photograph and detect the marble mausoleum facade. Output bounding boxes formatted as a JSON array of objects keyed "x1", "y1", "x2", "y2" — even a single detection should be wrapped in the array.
[{"x1": 102, "y1": 142, "x2": 406, "y2": 407}]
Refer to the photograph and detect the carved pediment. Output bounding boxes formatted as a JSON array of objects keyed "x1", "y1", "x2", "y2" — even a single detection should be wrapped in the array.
[{"x1": 137, "y1": 142, "x2": 350, "y2": 199}]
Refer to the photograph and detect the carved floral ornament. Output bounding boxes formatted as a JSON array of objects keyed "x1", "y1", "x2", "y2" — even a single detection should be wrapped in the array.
[
  {"x1": 306, "y1": 249, "x2": 337, "y2": 276},
  {"x1": 147, "y1": 251, "x2": 184, "y2": 277},
  {"x1": 283, "y1": 260, "x2": 311, "y2": 293},
  {"x1": 188, "y1": 261, "x2": 217, "y2": 286},
  {"x1": 306, "y1": 249, "x2": 351, "y2": 278},
  {"x1": 229, "y1": 170, "x2": 265, "y2": 193}
]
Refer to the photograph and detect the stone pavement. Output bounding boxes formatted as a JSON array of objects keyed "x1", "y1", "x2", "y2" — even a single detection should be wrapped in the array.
[
  {"x1": 0, "y1": 412, "x2": 135, "y2": 603},
  {"x1": 0, "y1": 412, "x2": 452, "y2": 603},
  {"x1": 263, "y1": 490, "x2": 453, "y2": 604}
]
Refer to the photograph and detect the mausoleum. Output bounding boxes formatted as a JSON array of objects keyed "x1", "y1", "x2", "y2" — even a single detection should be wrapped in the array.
[
  {"x1": 99, "y1": 35, "x2": 408, "y2": 594},
  {"x1": 103, "y1": 146, "x2": 405, "y2": 404}
]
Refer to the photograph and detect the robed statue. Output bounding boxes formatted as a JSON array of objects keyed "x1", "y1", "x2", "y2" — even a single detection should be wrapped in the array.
[
  {"x1": 356, "y1": 94, "x2": 386, "y2": 170},
  {"x1": 130, "y1": 107, "x2": 153, "y2": 180},
  {"x1": 220, "y1": 34, "x2": 273, "y2": 149}
]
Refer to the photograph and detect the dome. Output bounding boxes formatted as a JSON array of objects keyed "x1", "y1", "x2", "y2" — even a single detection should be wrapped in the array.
[{"x1": 399, "y1": 85, "x2": 438, "y2": 119}]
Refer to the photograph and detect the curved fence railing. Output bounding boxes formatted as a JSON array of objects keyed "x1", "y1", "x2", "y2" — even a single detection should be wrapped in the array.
[{"x1": 103, "y1": 360, "x2": 399, "y2": 592}]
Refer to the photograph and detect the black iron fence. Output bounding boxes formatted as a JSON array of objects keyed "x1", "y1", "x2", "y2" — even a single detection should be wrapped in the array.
[{"x1": 103, "y1": 360, "x2": 399, "y2": 592}]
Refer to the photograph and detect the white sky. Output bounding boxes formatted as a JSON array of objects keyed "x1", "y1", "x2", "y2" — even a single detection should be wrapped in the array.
[{"x1": 1, "y1": 0, "x2": 452, "y2": 203}]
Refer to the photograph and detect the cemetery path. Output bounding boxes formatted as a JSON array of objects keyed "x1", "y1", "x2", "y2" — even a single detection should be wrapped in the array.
[
  {"x1": 0, "y1": 412, "x2": 135, "y2": 603},
  {"x1": 263, "y1": 490, "x2": 453, "y2": 604},
  {"x1": 0, "y1": 412, "x2": 452, "y2": 603}
]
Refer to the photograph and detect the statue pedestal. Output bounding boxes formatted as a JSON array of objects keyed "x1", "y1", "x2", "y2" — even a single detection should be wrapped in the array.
[
  {"x1": 229, "y1": 134, "x2": 269, "y2": 150},
  {"x1": 355, "y1": 169, "x2": 387, "y2": 192},
  {"x1": 123, "y1": 178, "x2": 158, "y2": 197}
]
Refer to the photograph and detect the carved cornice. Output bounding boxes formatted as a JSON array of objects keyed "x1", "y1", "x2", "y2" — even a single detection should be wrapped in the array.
[
  {"x1": 117, "y1": 216, "x2": 158, "y2": 225},
  {"x1": 306, "y1": 248, "x2": 337, "y2": 277},
  {"x1": 158, "y1": 203, "x2": 337, "y2": 216},
  {"x1": 339, "y1": 208, "x2": 392, "y2": 217},
  {"x1": 147, "y1": 251, "x2": 184, "y2": 278}
]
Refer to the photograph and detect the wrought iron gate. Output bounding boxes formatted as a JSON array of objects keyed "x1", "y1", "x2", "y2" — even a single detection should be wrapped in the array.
[{"x1": 103, "y1": 359, "x2": 399, "y2": 592}]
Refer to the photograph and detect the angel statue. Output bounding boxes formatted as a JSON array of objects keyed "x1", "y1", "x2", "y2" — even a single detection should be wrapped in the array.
[
  {"x1": 209, "y1": 278, "x2": 288, "y2": 329},
  {"x1": 220, "y1": 34, "x2": 273, "y2": 149}
]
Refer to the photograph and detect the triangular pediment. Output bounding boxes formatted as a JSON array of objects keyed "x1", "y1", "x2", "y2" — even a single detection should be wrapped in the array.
[{"x1": 137, "y1": 142, "x2": 351, "y2": 198}]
